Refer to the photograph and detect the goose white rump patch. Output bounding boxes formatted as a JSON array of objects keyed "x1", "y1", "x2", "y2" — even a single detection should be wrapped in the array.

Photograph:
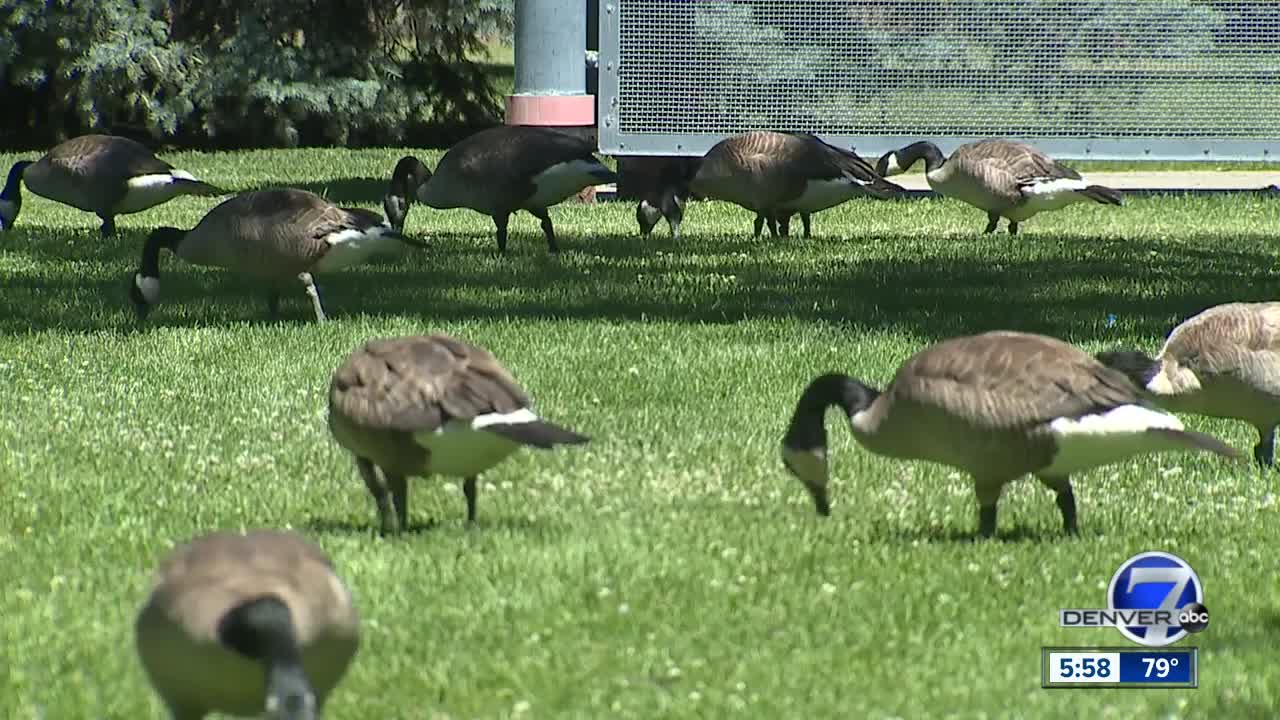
[
  {"x1": 786, "y1": 178, "x2": 860, "y2": 213},
  {"x1": 118, "y1": 172, "x2": 195, "y2": 213},
  {"x1": 315, "y1": 225, "x2": 401, "y2": 271},
  {"x1": 413, "y1": 409, "x2": 537, "y2": 476},
  {"x1": 526, "y1": 159, "x2": 609, "y2": 208},
  {"x1": 1041, "y1": 404, "x2": 1185, "y2": 476},
  {"x1": 1013, "y1": 177, "x2": 1092, "y2": 217}
]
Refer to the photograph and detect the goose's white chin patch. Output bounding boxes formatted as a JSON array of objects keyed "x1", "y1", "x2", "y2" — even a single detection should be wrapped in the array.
[
  {"x1": 883, "y1": 153, "x2": 904, "y2": 176},
  {"x1": 135, "y1": 274, "x2": 161, "y2": 303},
  {"x1": 315, "y1": 225, "x2": 400, "y2": 271},
  {"x1": 781, "y1": 444, "x2": 828, "y2": 489},
  {"x1": 526, "y1": 159, "x2": 609, "y2": 208},
  {"x1": 413, "y1": 417, "x2": 526, "y2": 477},
  {"x1": 1042, "y1": 405, "x2": 1185, "y2": 475}
]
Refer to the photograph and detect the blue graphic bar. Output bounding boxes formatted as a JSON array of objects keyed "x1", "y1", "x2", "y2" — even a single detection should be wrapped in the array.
[
  {"x1": 1042, "y1": 647, "x2": 1198, "y2": 689},
  {"x1": 1119, "y1": 651, "x2": 1195, "y2": 683}
]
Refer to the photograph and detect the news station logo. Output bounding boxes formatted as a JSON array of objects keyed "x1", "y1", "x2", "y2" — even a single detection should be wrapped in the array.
[{"x1": 1060, "y1": 551, "x2": 1210, "y2": 647}]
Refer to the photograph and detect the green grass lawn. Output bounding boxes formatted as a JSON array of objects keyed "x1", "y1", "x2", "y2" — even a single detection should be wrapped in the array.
[{"x1": 1, "y1": 147, "x2": 1278, "y2": 719}]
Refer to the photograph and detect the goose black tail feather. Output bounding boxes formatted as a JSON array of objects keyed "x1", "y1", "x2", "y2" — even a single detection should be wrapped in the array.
[
  {"x1": 1149, "y1": 428, "x2": 1243, "y2": 460},
  {"x1": 487, "y1": 420, "x2": 590, "y2": 448},
  {"x1": 1080, "y1": 185, "x2": 1123, "y2": 206},
  {"x1": 173, "y1": 178, "x2": 225, "y2": 196}
]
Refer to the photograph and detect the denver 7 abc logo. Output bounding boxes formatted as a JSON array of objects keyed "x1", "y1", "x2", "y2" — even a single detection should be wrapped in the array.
[{"x1": 1060, "y1": 551, "x2": 1210, "y2": 647}]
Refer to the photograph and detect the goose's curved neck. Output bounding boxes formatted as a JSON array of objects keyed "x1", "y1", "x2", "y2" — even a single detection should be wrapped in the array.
[
  {"x1": 140, "y1": 227, "x2": 185, "y2": 279},
  {"x1": 1, "y1": 161, "x2": 30, "y2": 202},
  {"x1": 898, "y1": 141, "x2": 946, "y2": 173},
  {"x1": 784, "y1": 373, "x2": 879, "y2": 451}
]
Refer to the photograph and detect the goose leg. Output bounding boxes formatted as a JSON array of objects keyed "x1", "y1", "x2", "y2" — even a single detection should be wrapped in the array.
[
  {"x1": 386, "y1": 472, "x2": 409, "y2": 533},
  {"x1": 1037, "y1": 475, "x2": 1078, "y2": 535},
  {"x1": 752, "y1": 214, "x2": 765, "y2": 239},
  {"x1": 463, "y1": 476, "x2": 479, "y2": 523},
  {"x1": 265, "y1": 291, "x2": 281, "y2": 320},
  {"x1": 494, "y1": 212, "x2": 511, "y2": 254},
  {"x1": 766, "y1": 214, "x2": 779, "y2": 238},
  {"x1": 974, "y1": 480, "x2": 1004, "y2": 539},
  {"x1": 801, "y1": 213, "x2": 812, "y2": 239},
  {"x1": 528, "y1": 206, "x2": 559, "y2": 254},
  {"x1": 777, "y1": 213, "x2": 791, "y2": 238},
  {"x1": 1254, "y1": 424, "x2": 1276, "y2": 468},
  {"x1": 297, "y1": 272, "x2": 327, "y2": 323},
  {"x1": 355, "y1": 458, "x2": 395, "y2": 535},
  {"x1": 1008, "y1": 221, "x2": 1019, "y2": 236},
  {"x1": 99, "y1": 214, "x2": 117, "y2": 238},
  {"x1": 983, "y1": 212, "x2": 1000, "y2": 234}
]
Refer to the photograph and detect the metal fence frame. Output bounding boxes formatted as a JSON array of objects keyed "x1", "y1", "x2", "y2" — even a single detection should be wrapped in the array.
[{"x1": 598, "y1": 1, "x2": 1280, "y2": 161}]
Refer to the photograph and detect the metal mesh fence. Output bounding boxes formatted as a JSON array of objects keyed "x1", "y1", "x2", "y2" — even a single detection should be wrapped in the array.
[{"x1": 598, "y1": 0, "x2": 1280, "y2": 160}]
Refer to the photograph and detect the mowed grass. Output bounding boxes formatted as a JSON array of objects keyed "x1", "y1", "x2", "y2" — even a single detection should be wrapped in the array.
[{"x1": 1, "y1": 146, "x2": 1279, "y2": 719}]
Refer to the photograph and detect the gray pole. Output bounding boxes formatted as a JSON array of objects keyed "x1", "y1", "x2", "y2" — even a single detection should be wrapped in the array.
[
  {"x1": 507, "y1": 0, "x2": 594, "y2": 127},
  {"x1": 514, "y1": 0, "x2": 586, "y2": 96}
]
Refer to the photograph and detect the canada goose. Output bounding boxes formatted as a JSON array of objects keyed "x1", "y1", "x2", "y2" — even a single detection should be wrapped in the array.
[
  {"x1": 1097, "y1": 301, "x2": 1280, "y2": 469},
  {"x1": 781, "y1": 331, "x2": 1241, "y2": 537},
  {"x1": 128, "y1": 188, "x2": 424, "y2": 322},
  {"x1": 327, "y1": 333, "x2": 590, "y2": 533},
  {"x1": 383, "y1": 156, "x2": 432, "y2": 233},
  {"x1": 636, "y1": 157, "x2": 699, "y2": 240},
  {"x1": 135, "y1": 530, "x2": 360, "y2": 720},
  {"x1": 875, "y1": 138, "x2": 1123, "y2": 234},
  {"x1": 691, "y1": 131, "x2": 902, "y2": 239},
  {"x1": 0, "y1": 134, "x2": 222, "y2": 237},
  {"x1": 385, "y1": 125, "x2": 618, "y2": 254}
]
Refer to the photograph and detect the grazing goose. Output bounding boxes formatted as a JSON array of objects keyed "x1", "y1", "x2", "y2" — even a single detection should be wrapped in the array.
[
  {"x1": 385, "y1": 125, "x2": 618, "y2": 254},
  {"x1": 327, "y1": 334, "x2": 590, "y2": 534},
  {"x1": 691, "y1": 131, "x2": 902, "y2": 239},
  {"x1": 128, "y1": 188, "x2": 424, "y2": 322},
  {"x1": 1097, "y1": 301, "x2": 1280, "y2": 469},
  {"x1": 780, "y1": 331, "x2": 1241, "y2": 537},
  {"x1": 636, "y1": 157, "x2": 699, "y2": 240},
  {"x1": 135, "y1": 530, "x2": 360, "y2": 720},
  {"x1": 875, "y1": 138, "x2": 1122, "y2": 234},
  {"x1": 383, "y1": 155, "x2": 432, "y2": 233},
  {"x1": 0, "y1": 134, "x2": 222, "y2": 237}
]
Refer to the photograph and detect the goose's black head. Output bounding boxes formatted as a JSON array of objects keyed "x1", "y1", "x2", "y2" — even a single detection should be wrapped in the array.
[
  {"x1": 781, "y1": 373, "x2": 880, "y2": 516},
  {"x1": 384, "y1": 156, "x2": 433, "y2": 233},
  {"x1": 0, "y1": 160, "x2": 33, "y2": 231}
]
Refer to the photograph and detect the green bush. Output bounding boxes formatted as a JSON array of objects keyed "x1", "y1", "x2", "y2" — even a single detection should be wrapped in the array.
[{"x1": 0, "y1": 0, "x2": 516, "y2": 148}]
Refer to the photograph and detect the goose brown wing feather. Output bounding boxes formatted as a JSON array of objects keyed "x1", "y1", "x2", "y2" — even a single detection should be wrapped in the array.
[
  {"x1": 48, "y1": 134, "x2": 175, "y2": 179},
  {"x1": 956, "y1": 139, "x2": 1083, "y2": 189},
  {"x1": 144, "y1": 530, "x2": 356, "y2": 645},
  {"x1": 1163, "y1": 303, "x2": 1280, "y2": 392},
  {"x1": 890, "y1": 331, "x2": 1142, "y2": 431},
  {"x1": 329, "y1": 334, "x2": 532, "y2": 434}
]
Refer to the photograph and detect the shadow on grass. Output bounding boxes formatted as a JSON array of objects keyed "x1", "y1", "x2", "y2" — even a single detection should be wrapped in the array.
[
  {"x1": 303, "y1": 517, "x2": 440, "y2": 537},
  {"x1": 2, "y1": 225, "x2": 1277, "y2": 343},
  {"x1": 877, "y1": 521, "x2": 1067, "y2": 544}
]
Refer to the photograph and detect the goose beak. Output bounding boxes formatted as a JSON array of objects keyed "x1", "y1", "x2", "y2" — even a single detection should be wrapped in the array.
[
  {"x1": 807, "y1": 484, "x2": 831, "y2": 517},
  {"x1": 782, "y1": 445, "x2": 831, "y2": 516}
]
